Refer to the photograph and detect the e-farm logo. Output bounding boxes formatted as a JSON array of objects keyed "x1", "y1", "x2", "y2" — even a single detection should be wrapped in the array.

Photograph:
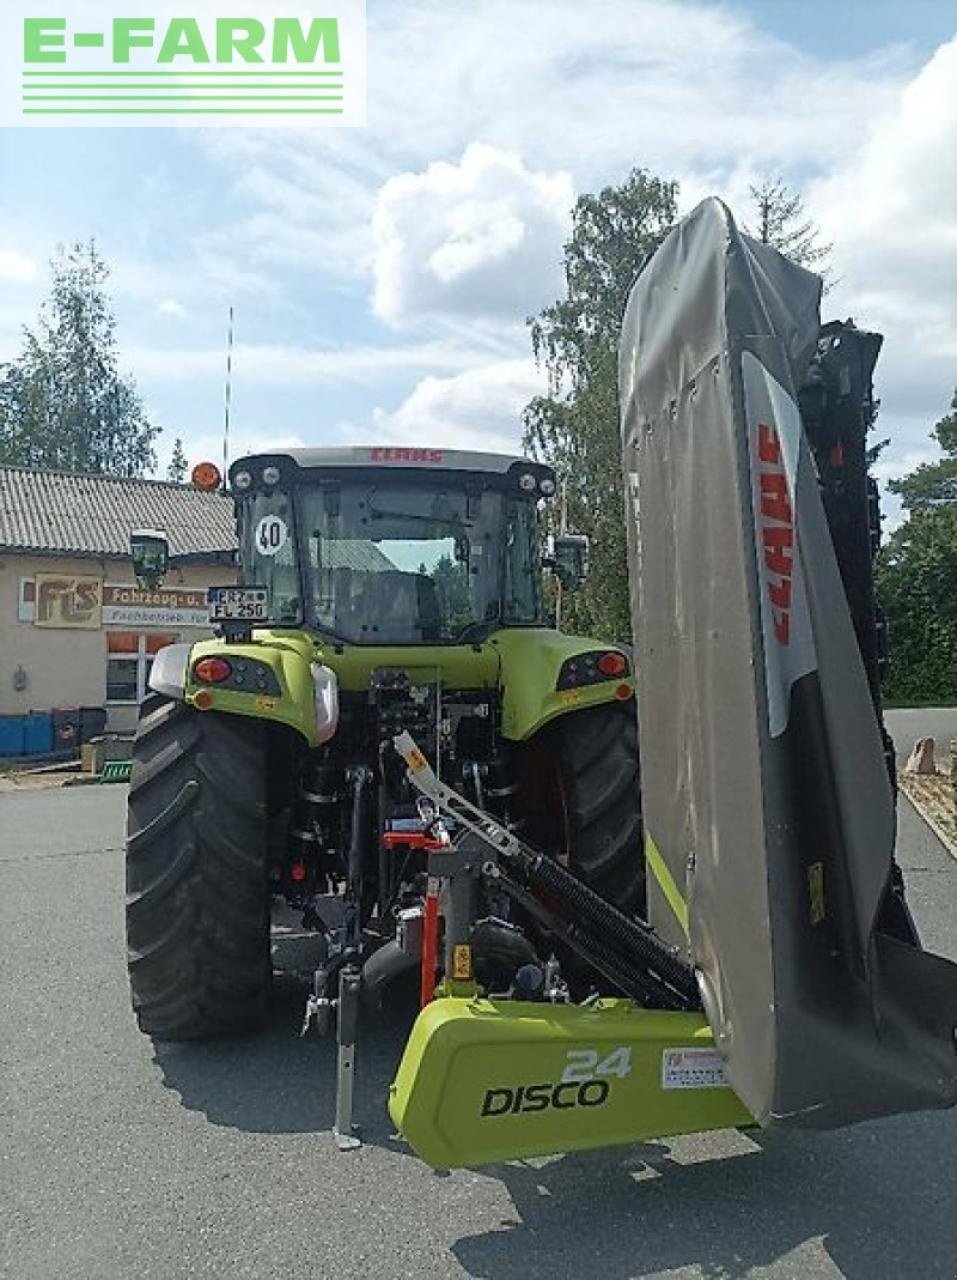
[{"x1": 2, "y1": 2, "x2": 365, "y2": 126}]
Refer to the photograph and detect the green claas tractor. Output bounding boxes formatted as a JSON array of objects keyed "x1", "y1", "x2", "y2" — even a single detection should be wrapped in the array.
[
  {"x1": 126, "y1": 446, "x2": 643, "y2": 1075},
  {"x1": 128, "y1": 199, "x2": 957, "y2": 1169}
]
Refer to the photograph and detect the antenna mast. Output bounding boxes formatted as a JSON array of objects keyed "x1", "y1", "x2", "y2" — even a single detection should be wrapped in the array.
[{"x1": 222, "y1": 305, "x2": 234, "y2": 488}]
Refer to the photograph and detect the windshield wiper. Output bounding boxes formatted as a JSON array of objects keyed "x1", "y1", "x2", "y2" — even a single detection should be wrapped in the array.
[
  {"x1": 454, "y1": 620, "x2": 499, "y2": 643},
  {"x1": 308, "y1": 618, "x2": 353, "y2": 648},
  {"x1": 368, "y1": 505, "x2": 469, "y2": 528},
  {"x1": 455, "y1": 600, "x2": 504, "y2": 644}
]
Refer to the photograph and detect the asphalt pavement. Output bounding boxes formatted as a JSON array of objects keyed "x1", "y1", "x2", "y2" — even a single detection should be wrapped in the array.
[
  {"x1": 2, "y1": 708, "x2": 956, "y2": 1280},
  {"x1": 886, "y1": 706, "x2": 957, "y2": 767}
]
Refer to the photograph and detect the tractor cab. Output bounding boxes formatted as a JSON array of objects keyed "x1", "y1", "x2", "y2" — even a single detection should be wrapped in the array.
[{"x1": 228, "y1": 446, "x2": 583, "y2": 646}]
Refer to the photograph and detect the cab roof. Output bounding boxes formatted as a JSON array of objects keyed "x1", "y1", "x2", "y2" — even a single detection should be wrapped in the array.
[{"x1": 233, "y1": 446, "x2": 544, "y2": 475}]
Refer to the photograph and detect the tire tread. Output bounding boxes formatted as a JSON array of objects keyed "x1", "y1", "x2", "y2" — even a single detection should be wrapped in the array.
[
  {"x1": 551, "y1": 702, "x2": 644, "y2": 913},
  {"x1": 125, "y1": 698, "x2": 270, "y2": 1040}
]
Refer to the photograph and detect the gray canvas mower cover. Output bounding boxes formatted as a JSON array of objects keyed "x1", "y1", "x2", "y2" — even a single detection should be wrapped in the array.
[{"x1": 619, "y1": 197, "x2": 957, "y2": 1128}]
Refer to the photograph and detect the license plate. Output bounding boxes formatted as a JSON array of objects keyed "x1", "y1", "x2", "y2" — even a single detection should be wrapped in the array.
[{"x1": 207, "y1": 586, "x2": 268, "y2": 622}]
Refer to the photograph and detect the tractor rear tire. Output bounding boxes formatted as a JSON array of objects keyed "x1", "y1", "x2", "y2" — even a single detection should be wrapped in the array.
[
  {"x1": 530, "y1": 701, "x2": 645, "y2": 915},
  {"x1": 125, "y1": 695, "x2": 271, "y2": 1040}
]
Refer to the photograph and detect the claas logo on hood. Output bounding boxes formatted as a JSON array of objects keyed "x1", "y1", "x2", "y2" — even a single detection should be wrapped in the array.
[{"x1": 370, "y1": 448, "x2": 443, "y2": 464}]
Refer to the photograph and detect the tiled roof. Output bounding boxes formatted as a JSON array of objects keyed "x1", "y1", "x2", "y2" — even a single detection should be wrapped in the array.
[{"x1": 0, "y1": 465, "x2": 236, "y2": 559}]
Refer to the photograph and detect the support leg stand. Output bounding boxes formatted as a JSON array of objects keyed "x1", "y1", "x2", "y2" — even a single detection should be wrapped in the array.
[{"x1": 334, "y1": 964, "x2": 362, "y2": 1150}]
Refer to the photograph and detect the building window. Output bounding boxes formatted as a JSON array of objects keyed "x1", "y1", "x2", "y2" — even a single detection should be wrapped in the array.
[
  {"x1": 18, "y1": 577, "x2": 36, "y2": 622},
  {"x1": 106, "y1": 632, "x2": 178, "y2": 703}
]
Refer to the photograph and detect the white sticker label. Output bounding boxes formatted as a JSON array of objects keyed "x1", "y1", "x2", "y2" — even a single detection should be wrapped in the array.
[
  {"x1": 661, "y1": 1047, "x2": 727, "y2": 1090},
  {"x1": 255, "y1": 515, "x2": 288, "y2": 557}
]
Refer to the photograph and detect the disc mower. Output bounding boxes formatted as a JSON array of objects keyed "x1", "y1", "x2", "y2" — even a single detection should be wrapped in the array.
[{"x1": 125, "y1": 198, "x2": 957, "y2": 1168}]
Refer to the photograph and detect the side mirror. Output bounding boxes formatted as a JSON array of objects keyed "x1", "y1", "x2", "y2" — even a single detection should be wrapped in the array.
[
  {"x1": 130, "y1": 528, "x2": 169, "y2": 590},
  {"x1": 546, "y1": 532, "x2": 589, "y2": 592}
]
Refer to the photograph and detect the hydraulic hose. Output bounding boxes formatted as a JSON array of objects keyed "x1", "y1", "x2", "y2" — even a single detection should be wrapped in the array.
[
  {"x1": 393, "y1": 728, "x2": 699, "y2": 1011},
  {"x1": 498, "y1": 874, "x2": 695, "y2": 1010},
  {"x1": 521, "y1": 851, "x2": 699, "y2": 1006}
]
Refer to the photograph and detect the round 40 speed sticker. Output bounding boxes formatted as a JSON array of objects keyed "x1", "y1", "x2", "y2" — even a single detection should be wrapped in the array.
[{"x1": 255, "y1": 514, "x2": 288, "y2": 556}]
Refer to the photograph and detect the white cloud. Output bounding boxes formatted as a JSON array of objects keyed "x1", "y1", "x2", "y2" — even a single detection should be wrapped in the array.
[
  {"x1": 809, "y1": 39, "x2": 957, "y2": 344},
  {"x1": 345, "y1": 359, "x2": 546, "y2": 455},
  {"x1": 804, "y1": 38, "x2": 957, "y2": 478},
  {"x1": 4, "y1": 0, "x2": 951, "y2": 506},
  {"x1": 180, "y1": 3, "x2": 923, "y2": 331},
  {"x1": 192, "y1": 430, "x2": 309, "y2": 472},
  {"x1": 150, "y1": 425, "x2": 310, "y2": 480},
  {"x1": 364, "y1": 1, "x2": 911, "y2": 186},
  {"x1": 123, "y1": 338, "x2": 496, "y2": 386},
  {"x1": 373, "y1": 143, "x2": 573, "y2": 326},
  {"x1": 0, "y1": 248, "x2": 36, "y2": 282},
  {"x1": 110, "y1": 247, "x2": 276, "y2": 309},
  {"x1": 872, "y1": 444, "x2": 942, "y2": 488},
  {"x1": 156, "y1": 298, "x2": 187, "y2": 319},
  {"x1": 188, "y1": 1, "x2": 916, "y2": 300},
  {"x1": 193, "y1": 129, "x2": 389, "y2": 284},
  {"x1": 660, "y1": 38, "x2": 957, "y2": 488}
]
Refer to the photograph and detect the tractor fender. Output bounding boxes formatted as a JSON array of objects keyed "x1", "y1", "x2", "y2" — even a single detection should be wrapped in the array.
[
  {"x1": 167, "y1": 630, "x2": 330, "y2": 746},
  {"x1": 148, "y1": 642, "x2": 192, "y2": 700},
  {"x1": 310, "y1": 661, "x2": 340, "y2": 743},
  {"x1": 490, "y1": 629, "x2": 635, "y2": 741}
]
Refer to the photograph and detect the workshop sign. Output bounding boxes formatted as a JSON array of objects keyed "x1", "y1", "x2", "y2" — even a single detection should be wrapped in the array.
[
  {"x1": 102, "y1": 584, "x2": 210, "y2": 628},
  {"x1": 20, "y1": 578, "x2": 211, "y2": 627},
  {"x1": 1, "y1": 1, "x2": 366, "y2": 128},
  {"x1": 32, "y1": 573, "x2": 103, "y2": 629}
]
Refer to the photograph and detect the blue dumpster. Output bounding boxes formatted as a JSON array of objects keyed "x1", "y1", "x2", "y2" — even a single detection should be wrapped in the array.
[
  {"x1": 24, "y1": 712, "x2": 53, "y2": 755},
  {"x1": 0, "y1": 715, "x2": 26, "y2": 756}
]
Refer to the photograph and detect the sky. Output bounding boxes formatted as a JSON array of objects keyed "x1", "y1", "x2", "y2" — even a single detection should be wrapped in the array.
[{"x1": 0, "y1": 0, "x2": 955, "y2": 523}]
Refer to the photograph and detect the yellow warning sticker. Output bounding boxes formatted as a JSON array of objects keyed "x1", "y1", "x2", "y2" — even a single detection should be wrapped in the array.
[
  {"x1": 407, "y1": 747, "x2": 428, "y2": 773},
  {"x1": 255, "y1": 698, "x2": 276, "y2": 712},
  {"x1": 808, "y1": 861, "x2": 826, "y2": 925},
  {"x1": 452, "y1": 944, "x2": 472, "y2": 980},
  {"x1": 558, "y1": 688, "x2": 581, "y2": 705}
]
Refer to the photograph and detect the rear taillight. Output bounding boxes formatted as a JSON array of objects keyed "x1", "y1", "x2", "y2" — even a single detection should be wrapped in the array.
[
  {"x1": 194, "y1": 656, "x2": 232, "y2": 684},
  {"x1": 597, "y1": 651, "x2": 627, "y2": 677},
  {"x1": 556, "y1": 649, "x2": 631, "y2": 691}
]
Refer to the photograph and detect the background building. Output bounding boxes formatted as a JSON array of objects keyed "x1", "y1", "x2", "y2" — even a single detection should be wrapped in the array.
[{"x1": 0, "y1": 466, "x2": 236, "y2": 743}]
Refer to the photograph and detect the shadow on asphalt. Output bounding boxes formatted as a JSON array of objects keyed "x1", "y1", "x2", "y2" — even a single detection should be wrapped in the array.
[
  {"x1": 155, "y1": 976, "x2": 957, "y2": 1279},
  {"x1": 152, "y1": 976, "x2": 414, "y2": 1149},
  {"x1": 136, "y1": 981, "x2": 957, "y2": 1269},
  {"x1": 453, "y1": 1112, "x2": 957, "y2": 1280}
]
